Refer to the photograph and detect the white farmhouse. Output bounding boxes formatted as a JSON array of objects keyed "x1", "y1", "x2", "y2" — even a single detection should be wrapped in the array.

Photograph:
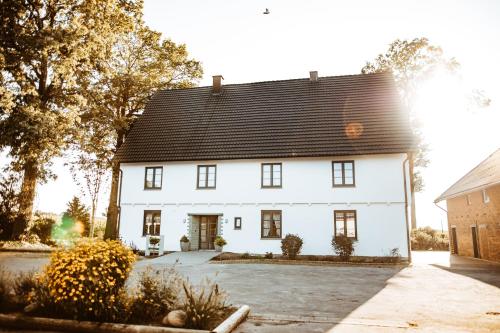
[{"x1": 114, "y1": 72, "x2": 414, "y2": 258}]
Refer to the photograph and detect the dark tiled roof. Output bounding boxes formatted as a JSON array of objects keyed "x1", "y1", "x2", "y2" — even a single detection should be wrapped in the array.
[
  {"x1": 435, "y1": 148, "x2": 500, "y2": 202},
  {"x1": 115, "y1": 72, "x2": 413, "y2": 163}
]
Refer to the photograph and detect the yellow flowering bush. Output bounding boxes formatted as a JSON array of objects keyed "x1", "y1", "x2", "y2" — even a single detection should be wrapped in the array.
[{"x1": 45, "y1": 239, "x2": 135, "y2": 321}]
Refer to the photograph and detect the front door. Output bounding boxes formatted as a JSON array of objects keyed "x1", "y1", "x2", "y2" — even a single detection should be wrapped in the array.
[
  {"x1": 199, "y1": 216, "x2": 217, "y2": 250},
  {"x1": 471, "y1": 226, "x2": 480, "y2": 258}
]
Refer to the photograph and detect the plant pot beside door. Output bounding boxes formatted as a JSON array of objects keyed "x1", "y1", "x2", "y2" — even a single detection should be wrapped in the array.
[
  {"x1": 180, "y1": 235, "x2": 190, "y2": 252},
  {"x1": 214, "y1": 236, "x2": 227, "y2": 252}
]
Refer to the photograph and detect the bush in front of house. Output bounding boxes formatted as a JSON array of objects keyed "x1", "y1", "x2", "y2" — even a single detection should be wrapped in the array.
[
  {"x1": 30, "y1": 214, "x2": 56, "y2": 245},
  {"x1": 128, "y1": 267, "x2": 182, "y2": 324},
  {"x1": 332, "y1": 234, "x2": 356, "y2": 261},
  {"x1": 44, "y1": 239, "x2": 135, "y2": 321},
  {"x1": 411, "y1": 227, "x2": 449, "y2": 251},
  {"x1": 180, "y1": 278, "x2": 230, "y2": 330},
  {"x1": 281, "y1": 233, "x2": 303, "y2": 259}
]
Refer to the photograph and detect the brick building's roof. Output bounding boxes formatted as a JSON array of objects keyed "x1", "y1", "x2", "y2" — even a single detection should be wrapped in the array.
[
  {"x1": 115, "y1": 72, "x2": 413, "y2": 163},
  {"x1": 435, "y1": 148, "x2": 500, "y2": 202}
]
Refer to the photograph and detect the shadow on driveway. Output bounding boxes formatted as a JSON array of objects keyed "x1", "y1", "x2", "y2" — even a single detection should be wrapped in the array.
[{"x1": 431, "y1": 254, "x2": 500, "y2": 288}]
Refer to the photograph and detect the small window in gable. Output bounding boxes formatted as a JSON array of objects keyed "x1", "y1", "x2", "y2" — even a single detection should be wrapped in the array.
[
  {"x1": 466, "y1": 194, "x2": 472, "y2": 205},
  {"x1": 482, "y1": 189, "x2": 490, "y2": 204},
  {"x1": 145, "y1": 167, "x2": 162, "y2": 189}
]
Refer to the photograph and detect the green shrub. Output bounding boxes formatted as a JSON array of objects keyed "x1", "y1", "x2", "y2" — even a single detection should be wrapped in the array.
[
  {"x1": 13, "y1": 270, "x2": 37, "y2": 305},
  {"x1": 281, "y1": 234, "x2": 303, "y2": 259},
  {"x1": 411, "y1": 227, "x2": 449, "y2": 250},
  {"x1": 180, "y1": 235, "x2": 189, "y2": 243},
  {"x1": 264, "y1": 252, "x2": 273, "y2": 259},
  {"x1": 181, "y1": 279, "x2": 230, "y2": 330},
  {"x1": 128, "y1": 267, "x2": 182, "y2": 324},
  {"x1": 332, "y1": 235, "x2": 356, "y2": 260},
  {"x1": 0, "y1": 269, "x2": 10, "y2": 308},
  {"x1": 241, "y1": 252, "x2": 250, "y2": 259},
  {"x1": 45, "y1": 239, "x2": 135, "y2": 321},
  {"x1": 214, "y1": 236, "x2": 227, "y2": 247},
  {"x1": 30, "y1": 214, "x2": 56, "y2": 245}
]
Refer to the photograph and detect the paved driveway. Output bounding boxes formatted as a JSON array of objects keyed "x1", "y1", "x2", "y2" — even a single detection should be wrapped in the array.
[{"x1": 1, "y1": 251, "x2": 499, "y2": 332}]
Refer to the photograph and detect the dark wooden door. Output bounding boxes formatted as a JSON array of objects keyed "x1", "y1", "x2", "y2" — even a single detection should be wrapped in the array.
[
  {"x1": 451, "y1": 227, "x2": 458, "y2": 255},
  {"x1": 471, "y1": 226, "x2": 479, "y2": 258},
  {"x1": 199, "y1": 216, "x2": 217, "y2": 250}
]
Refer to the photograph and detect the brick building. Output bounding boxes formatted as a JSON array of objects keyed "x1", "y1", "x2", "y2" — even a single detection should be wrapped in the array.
[{"x1": 435, "y1": 149, "x2": 500, "y2": 262}]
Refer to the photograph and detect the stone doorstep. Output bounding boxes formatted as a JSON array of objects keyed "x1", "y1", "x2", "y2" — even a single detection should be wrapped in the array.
[
  {"x1": 248, "y1": 313, "x2": 411, "y2": 329},
  {"x1": 0, "y1": 305, "x2": 250, "y2": 333}
]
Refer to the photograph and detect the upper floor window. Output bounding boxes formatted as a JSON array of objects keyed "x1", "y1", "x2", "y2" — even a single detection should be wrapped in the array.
[
  {"x1": 143, "y1": 210, "x2": 161, "y2": 236},
  {"x1": 466, "y1": 194, "x2": 472, "y2": 205},
  {"x1": 482, "y1": 189, "x2": 490, "y2": 204},
  {"x1": 334, "y1": 210, "x2": 357, "y2": 239},
  {"x1": 261, "y1": 210, "x2": 282, "y2": 238},
  {"x1": 144, "y1": 167, "x2": 162, "y2": 189},
  {"x1": 332, "y1": 161, "x2": 355, "y2": 187},
  {"x1": 262, "y1": 163, "x2": 282, "y2": 188},
  {"x1": 197, "y1": 165, "x2": 216, "y2": 189}
]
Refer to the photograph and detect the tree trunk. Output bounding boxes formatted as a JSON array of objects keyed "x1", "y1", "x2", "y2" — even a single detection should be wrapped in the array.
[
  {"x1": 104, "y1": 162, "x2": 120, "y2": 240},
  {"x1": 409, "y1": 155, "x2": 417, "y2": 230},
  {"x1": 90, "y1": 202, "x2": 96, "y2": 238},
  {"x1": 13, "y1": 160, "x2": 38, "y2": 239}
]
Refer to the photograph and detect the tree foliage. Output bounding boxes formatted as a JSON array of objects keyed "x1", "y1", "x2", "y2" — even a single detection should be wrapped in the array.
[
  {"x1": 62, "y1": 196, "x2": 90, "y2": 237},
  {"x1": 362, "y1": 38, "x2": 461, "y2": 192},
  {"x1": 0, "y1": 0, "x2": 143, "y2": 238},
  {"x1": 0, "y1": 173, "x2": 20, "y2": 240},
  {"x1": 78, "y1": 25, "x2": 202, "y2": 239}
]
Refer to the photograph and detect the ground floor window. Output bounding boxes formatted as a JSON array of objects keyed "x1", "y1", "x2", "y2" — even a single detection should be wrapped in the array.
[
  {"x1": 261, "y1": 210, "x2": 282, "y2": 238},
  {"x1": 143, "y1": 210, "x2": 161, "y2": 236},
  {"x1": 334, "y1": 210, "x2": 357, "y2": 239}
]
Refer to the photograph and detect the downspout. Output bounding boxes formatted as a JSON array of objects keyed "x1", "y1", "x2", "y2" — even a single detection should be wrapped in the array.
[
  {"x1": 116, "y1": 168, "x2": 124, "y2": 237},
  {"x1": 402, "y1": 154, "x2": 412, "y2": 262}
]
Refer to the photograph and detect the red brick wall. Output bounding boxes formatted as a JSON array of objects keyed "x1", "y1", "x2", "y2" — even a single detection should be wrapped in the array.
[{"x1": 446, "y1": 184, "x2": 500, "y2": 262}]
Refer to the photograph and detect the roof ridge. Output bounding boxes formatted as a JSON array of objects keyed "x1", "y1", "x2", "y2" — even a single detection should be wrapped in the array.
[
  {"x1": 435, "y1": 147, "x2": 500, "y2": 202},
  {"x1": 158, "y1": 71, "x2": 393, "y2": 92}
]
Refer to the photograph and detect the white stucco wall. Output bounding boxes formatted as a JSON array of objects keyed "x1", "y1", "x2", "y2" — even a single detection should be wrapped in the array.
[{"x1": 118, "y1": 154, "x2": 411, "y2": 257}]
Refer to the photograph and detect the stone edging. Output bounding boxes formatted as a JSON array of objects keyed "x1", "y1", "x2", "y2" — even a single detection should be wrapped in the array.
[
  {"x1": 0, "y1": 247, "x2": 54, "y2": 253},
  {"x1": 210, "y1": 259, "x2": 408, "y2": 267},
  {"x1": 0, "y1": 305, "x2": 250, "y2": 333}
]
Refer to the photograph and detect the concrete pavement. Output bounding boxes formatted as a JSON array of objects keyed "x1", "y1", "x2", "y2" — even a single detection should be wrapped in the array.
[{"x1": 1, "y1": 251, "x2": 499, "y2": 332}]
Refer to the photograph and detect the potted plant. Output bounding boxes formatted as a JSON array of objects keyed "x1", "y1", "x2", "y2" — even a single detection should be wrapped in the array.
[
  {"x1": 214, "y1": 236, "x2": 227, "y2": 252},
  {"x1": 180, "y1": 235, "x2": 190, "y2": 252},
  {"x1": 148, "y1": 236, "x2": 160, "y2": 255}
]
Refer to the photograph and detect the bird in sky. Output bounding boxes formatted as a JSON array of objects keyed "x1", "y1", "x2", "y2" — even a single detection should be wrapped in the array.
[{"x1": 263, "y1": 8, "x2": 270, "y2": 15}]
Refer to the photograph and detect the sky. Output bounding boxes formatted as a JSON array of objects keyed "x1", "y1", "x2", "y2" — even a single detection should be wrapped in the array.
[{"x1": 1, "y1": 0, "x2": 500, "y2": 229}]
